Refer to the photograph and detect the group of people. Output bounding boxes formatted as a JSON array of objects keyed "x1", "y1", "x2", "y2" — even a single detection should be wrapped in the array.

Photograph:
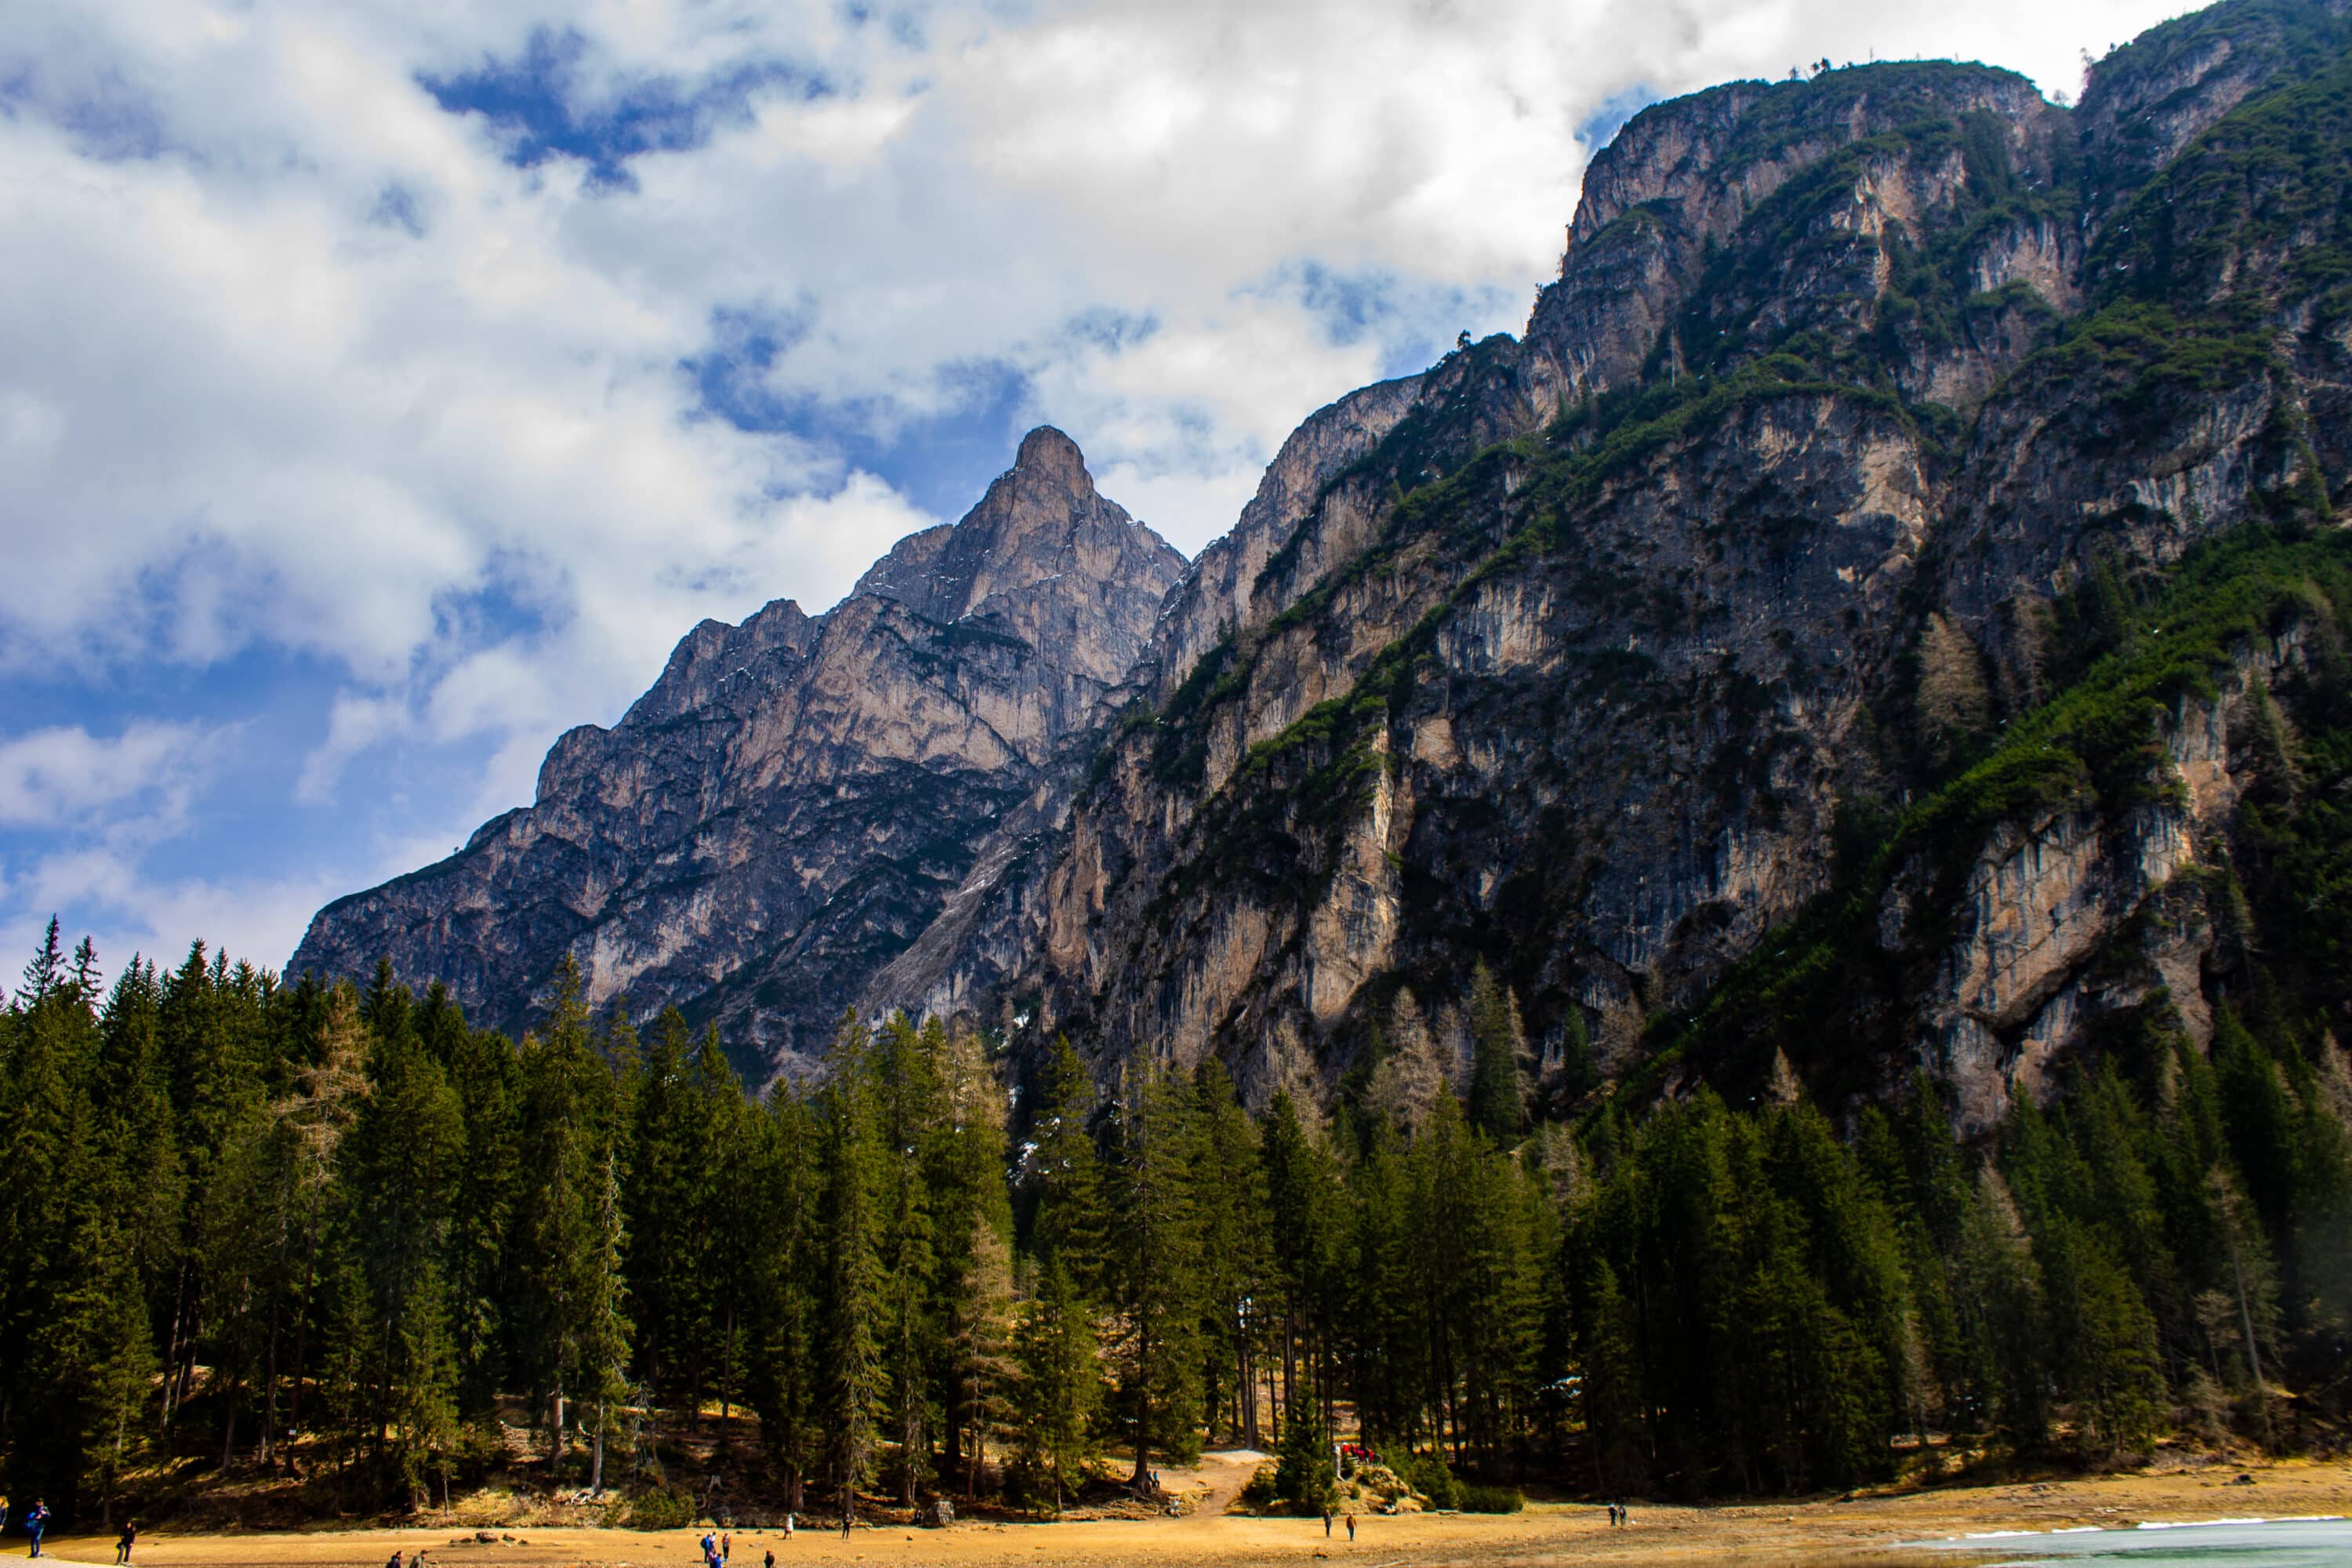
[
  {"x1": 0, "y1": 1497, "x2": 51, "y2": 1559},
  {"x1": 0, "y1": 1498, "x2": 129, "y2": 1562},
  {"x1": 1319, "y1": 1508, "x2": 1358, "y2": 1541},
  {"x1": 698, "y1": 1526, "x2": 787, "y2": 1568},
  {"x1": 1606, "y1": 1501, "x2": 1635, "y2": 1526}
]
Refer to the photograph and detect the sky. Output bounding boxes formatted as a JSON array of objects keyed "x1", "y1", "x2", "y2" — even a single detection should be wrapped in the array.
[{"x1": 0, "y1": 0, "x2": 2194, "y2": 985}]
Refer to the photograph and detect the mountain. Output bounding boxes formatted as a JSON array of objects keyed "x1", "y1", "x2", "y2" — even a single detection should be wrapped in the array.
[
  {"x1": 305, "y1": 0, "x2": 2352, "y2": 1132},
  {"x1": 871, "y1": 0, "x2": 2352, "y2": 1128},
  {"x1": 289, "y1": 427, "x2": 1186, "y2": 1063}
]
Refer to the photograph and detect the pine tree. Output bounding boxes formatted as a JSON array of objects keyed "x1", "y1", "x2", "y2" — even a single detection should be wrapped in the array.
[
  {"x1": 1025, "y1": 1035, "x2": 1105, "y2": 1294},
  {"x1": 1012, "y1": 1257, "x2": 1099, "y2": 1512},
  {"x1": 745, "y1": 1087, "x2": 822, "y2": 1512},
  {"x1": 342, "y1": 991, "x2": 467, "y2": 1501},
  {"x1": 1261, "y1": 1089, "x2": 1341, "y2": 1436},
  {"x1": 1108, "y1": 1063, "x2": 1207, "y2": 1490},
  {"x1": 1190, "y1": 1059, "x2": 1270, "y2": 1446},
  {"x1": 934, "y1": 1022, "x2": 1015, "y2": 1499},
  {"x1": 869, "y1": 1013, "x2": 944, "y2": 1503},
  {"x1": 508, "y1": 959, "x2": 627, "y2": 1472},
  {"x1": 1466, "y1": 963, "x2": 1526, "y2": 1144},
  {"x1": 815, "y1": 1011, "x2": 886, "y2": 1524},
  {"x1": 622, "y1": 1009, "x2": 717, "y2": 1425}
]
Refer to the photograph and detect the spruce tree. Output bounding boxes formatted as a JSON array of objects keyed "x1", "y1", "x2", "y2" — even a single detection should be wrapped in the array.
[
  {"x1": 1025, "y1": 1035, "x2": 1105, "y2": 1293},
  {"x1": 1108, "y1": 1063, "x2": 1207, "y2": 1490},
  {"x1": 815, "y1": 1011, "x2": 886, "y2": 1524},
  {"x1": 1191, "y1": 1059, "x2": 1270, "y2": 1446},
  {"x1": 1466, "y1": 963, "x2": 1525, "y2": 1144},
  {"x1": 508, "y1": 959, "x2": 627, "y2": 1471},
  {"x1": 1012, "y1": 1257, "x2": 1100, "y2": 1512}
]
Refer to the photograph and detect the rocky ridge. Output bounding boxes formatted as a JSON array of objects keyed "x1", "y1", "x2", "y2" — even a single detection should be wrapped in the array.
[
  {"x1": 290, "y1": 428, "x2": 1185, "y2": 1064},
  {"x1": 869, "y1": 0, "x2": 2352, "y2": 1128},
  {"x1": 304, "y1": 0, "x2": 2352, "y2": 1131}
]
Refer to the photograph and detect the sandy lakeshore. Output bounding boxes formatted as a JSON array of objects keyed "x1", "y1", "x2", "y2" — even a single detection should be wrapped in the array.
[{"x1": 26, "y1": 1453, "x2": 2352, "y2": 1568}]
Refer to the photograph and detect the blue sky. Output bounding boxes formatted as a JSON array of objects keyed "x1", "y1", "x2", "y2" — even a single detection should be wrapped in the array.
[{"x1": 0, "y1": 0, "x2": 2189, "y2": 983}]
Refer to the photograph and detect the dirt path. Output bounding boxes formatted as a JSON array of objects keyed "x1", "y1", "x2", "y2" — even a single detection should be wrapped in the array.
[
  {"x1": 29, "y1": 1457, "x2": 2352, "y2": 1568},
  {"x1": 1154, "y1": 1446, "x2": 1268, "y2": 1523}
]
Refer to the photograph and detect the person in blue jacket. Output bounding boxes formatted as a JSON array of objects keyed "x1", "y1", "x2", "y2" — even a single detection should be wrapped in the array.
[{"x1": 24, "y1": 1500, "x2": 49, "y2": 1559}]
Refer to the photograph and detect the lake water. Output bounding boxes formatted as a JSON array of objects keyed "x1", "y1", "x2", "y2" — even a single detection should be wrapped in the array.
[{"x1": 1932, "y1": 1516, "x2": 2351, "y2": 1565}]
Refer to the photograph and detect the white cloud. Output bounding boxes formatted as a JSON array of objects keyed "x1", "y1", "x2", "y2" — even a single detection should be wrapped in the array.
[{"x1": 0, "y1": 721, "x2": 221, "y2": 829}]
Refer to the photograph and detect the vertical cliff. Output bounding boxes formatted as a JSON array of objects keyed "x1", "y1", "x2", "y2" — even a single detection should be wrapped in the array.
[{"x1": 878, "y1": 0, "x2": 2352, "y2": 1131}]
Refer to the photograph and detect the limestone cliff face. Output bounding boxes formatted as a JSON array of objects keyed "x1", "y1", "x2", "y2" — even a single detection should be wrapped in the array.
[
  {"x1": 303, "y1": 0, "x2": 2352, "y2": 1129},
  {"x1": 291, "y1": 428, "x2": 1185, "y2": 1067},
  {"x1": 877, "y1": 0, "x2": 2352, "y2": 1127}
]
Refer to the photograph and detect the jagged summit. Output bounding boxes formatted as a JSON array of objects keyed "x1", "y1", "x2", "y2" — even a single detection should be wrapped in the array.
[
  {"x1": 847, "y1": 426, "x2": 1174, "y2": 694},
  {"x1": 291, "y1": 427, "x2": 1186, "y2": 1065}
]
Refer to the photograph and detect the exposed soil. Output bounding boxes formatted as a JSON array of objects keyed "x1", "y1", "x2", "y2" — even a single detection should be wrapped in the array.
[{"x1": 30, "y1": 1454, "x2": 2352, "y2": 1568}]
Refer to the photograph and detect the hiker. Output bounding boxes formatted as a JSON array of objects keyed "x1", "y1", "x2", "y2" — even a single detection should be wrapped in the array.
[
  {"x1": 114, "y1": 1523, "x2": 136, "y2": 1563},
  {"x1": 723, "y1": 1532, "x2": 733, "y2": 1563},
  {"x1": 383, "y1": 1552, "x2": 402, "y2": 1568},
  {"x1": 25, "y1": 1500, "x2": 49, "y2": 1559},
  {"x1": 840, "y1": 1505, "x2": 852, "y2": 1540},
  {"x1": 1345, "y1": 1513, "x2": 1356, "y2": 1541},
  {"x1": 1322, "y1": 1507, "x2": 1333, "y2": 1537}
]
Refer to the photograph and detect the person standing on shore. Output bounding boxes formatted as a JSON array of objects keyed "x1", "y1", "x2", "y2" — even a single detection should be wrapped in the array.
[
  {"x1": 24, "y1": 1500, "x2": 48, "y2": 1558},
  {"x1": 114, "y1": 1522, "x2": 136, "y2": 1563},
  {"x1": 1345, "y1": 1513, "x2": 1356, "y2": 1541},
  {"x1": 0, "y1": 1493, "x2": 9, "y2": 1538}
]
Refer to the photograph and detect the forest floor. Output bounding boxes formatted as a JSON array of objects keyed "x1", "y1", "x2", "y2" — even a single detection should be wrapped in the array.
[{"x1": 26, "y1": 1451, "x2": 2352, "y2": 1568}]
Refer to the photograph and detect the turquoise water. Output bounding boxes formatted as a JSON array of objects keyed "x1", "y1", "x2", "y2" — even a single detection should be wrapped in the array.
[{"x1": 1933, "y1": 1516, "x2": 2351, "y2": 1565}]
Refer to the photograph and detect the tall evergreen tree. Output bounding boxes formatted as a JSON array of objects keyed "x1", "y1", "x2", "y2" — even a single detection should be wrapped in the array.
[
  {"x1": 815, "y1": 1011, "x2": 886, "y2": 1524},
  {"x1": 1108, "y1": 1063, "x2": 1207, "y2": 1490},
  {"x1": 1466, "y1": 963, "x2": 1526, "y2": 1144}
]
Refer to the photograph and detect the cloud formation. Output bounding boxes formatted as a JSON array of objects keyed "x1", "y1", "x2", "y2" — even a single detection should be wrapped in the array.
[{"x1": 0, "y1": 0, "x2": 2188, "y2": 978}]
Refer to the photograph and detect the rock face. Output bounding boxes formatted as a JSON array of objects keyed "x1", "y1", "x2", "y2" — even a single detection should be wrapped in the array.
[
  {"x1": 290, "y1": 428, "x2": 1186, "y2": 1066},
  {"x1": 871, "y1": 0, "x2": 2352, "y2": 1128},
  {"x1": 305, "y1": 0, "x2": 2352, "y2": 1132}
]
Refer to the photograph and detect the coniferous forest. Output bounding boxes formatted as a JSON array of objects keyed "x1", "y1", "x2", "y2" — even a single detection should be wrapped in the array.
[{"x1": 4, "y1": 924, "x2": 2348, "y2": 1529}]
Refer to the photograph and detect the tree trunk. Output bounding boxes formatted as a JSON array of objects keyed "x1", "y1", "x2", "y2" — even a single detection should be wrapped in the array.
[
  {"x1": 591, "y1": 1403, "x2": 606, "y2": 1492},
  {"x1": 161, "y1": 1263, "x2": 191, "y2": 1432}
]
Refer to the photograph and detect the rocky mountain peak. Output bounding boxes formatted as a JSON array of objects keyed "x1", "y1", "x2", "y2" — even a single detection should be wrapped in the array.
[
  {"x1": 851, "y1": 426, "x2": 1178, "y2": 690},
  {"x1": 291, "y1": 426, "x2": 1185, "y2": 1067},
  {"x1": 1014, "y1": 422, "x2": 1086, "y2": 480}
]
